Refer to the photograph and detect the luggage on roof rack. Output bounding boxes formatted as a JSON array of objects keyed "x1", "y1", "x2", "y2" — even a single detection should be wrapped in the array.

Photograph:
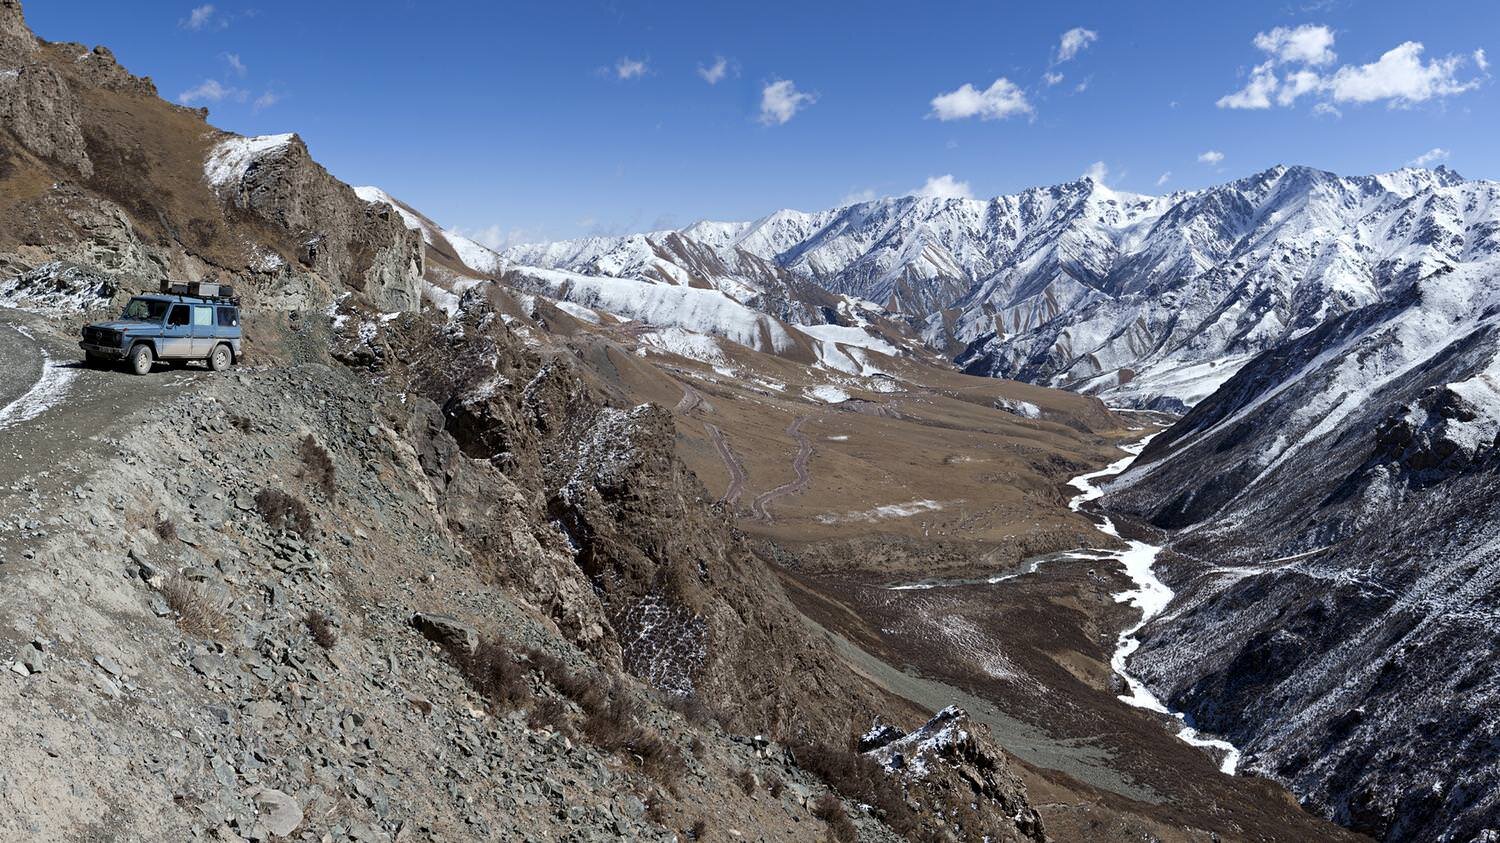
[{"x1": 160, "y1": 280, "x2": 239, "y2": 303}]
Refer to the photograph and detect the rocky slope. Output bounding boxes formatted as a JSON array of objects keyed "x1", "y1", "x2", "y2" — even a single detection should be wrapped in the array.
[
  {"x1": 0, "y1": 2, "x2": 1061, "y2": 839},
  {"x1": 0, "y1": 0, "x2": 421, "y2": 322},
  {"x1": 1102, "y1": 257, "x2": 1500, "y2": 841},
  {"x1": 502, "y1": 165, "x2": 1497, "y2": 411}
]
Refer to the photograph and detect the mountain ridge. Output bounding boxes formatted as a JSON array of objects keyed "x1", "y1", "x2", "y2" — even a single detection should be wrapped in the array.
[{"x1": 494, "y1": 162, "x2": 1488, "y2": 409}]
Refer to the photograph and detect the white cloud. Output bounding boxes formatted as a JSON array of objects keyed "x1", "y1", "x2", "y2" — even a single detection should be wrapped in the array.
[
  {"x1": 1253, "y1": 24, "x2": 1336, "y2": 65},
  {"x1": 758, "y1": 79, "x2": 816, "y2": 125},
  {"x1": 1056, "y1": 28, "x2": 1098, "y2": 63},
  {"x1": 1082, "y1": 161, "x2": 1109, "y2": 184},
  {"x1": 1218, "y1": 61, "x2": 1279, "y2": 109},
  {"x1": 1277, "y1": 68, "x2": 1323, "y2": 105},
  {"x1": 912, "y1": 174, "x2": 973, "y2": 200},
  {"x1": 252, "y1": 90, "x2": 280, "y2": 112},
  {"x1": 1407, "y1": 147, "x2": 1450, "y2": 167},
  {"x1": 1327, "y1": 42, "x2": 1479, "y2": 104},
  {"x1": 222, "y1": 52, "x2": 247, "y2": 77},
  {"x1": 929, "y1": 78, "x2": 1032, "y2": 121},
  {"x1": 178, "y1": 79, "x2": 244, "y2": 105},
  {"x1": 1476, "y1": 48, "x2": 1490, "y2": 72},
  {"x1": 455, "y1": 224, "x2": 537, "y2": 252},
  {"x1": 1198, "y1": 150, "x2": 1225, "y2": 165},
  {"x1": 1074, "y1": 76, "x2": 1091, "y2": 93},
  {"x1": 615, "y1": 57, "x2": 649, "y2": 80},
  {"x1": 1043, "y1": 72, "x2": 1064, "y2": 86},
  {"x1": 181, "y1": 4, "x2": 220, "y2": 31},
  {"x1": 697, "y1": 56, "x2": 730, "y2": 85},
  {"x1": 1219, "y1": 28, "x2": 1482, "y2": 111},
  {"x1": 840, "y1": 187, "x2": 878, "y2": 205},
  {"x1": 1156, "y1": 171, "x2": 1172, "y2": 187},
  {"x1": 1312, "y1": 101, "x2": 1343, "y2": 118}
]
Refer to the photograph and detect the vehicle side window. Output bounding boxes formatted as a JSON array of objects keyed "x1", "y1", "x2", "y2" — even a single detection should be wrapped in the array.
[
  {"x1": 168, "y1": 305, "x2": 190, "y2": 326},
  {"x1": 192, "y1": 306, "x2": 213, "y2": 327},
  {"x1": 217, "y1": 307, "x2": 239, "y2": 327}
]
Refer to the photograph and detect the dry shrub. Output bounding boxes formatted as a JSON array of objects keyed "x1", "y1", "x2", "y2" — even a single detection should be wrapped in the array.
[
  {"x1": 733, "y1": 767, "x2": 756, "y2": 796},
  {"x1": 228, "y1": 414, "x2": 253, "y2": 433},
  {"x1": 161, "y1": 579, "x2": 226, "y2": 639},
  {"x1": 153, "y1": 516, "x2": 178, "y2": 542},
  {"x1": 689, "y1": 736, "x2": 705, "y2": 758},
  {"x1": 791, "y1": 738, "x2": 919, "y2": 837},
  {"x1": 299, "y1": 434, "x2": 337, "y2": 496},
  {"x1": 813, "y1": 793, "x2": 857, "y2": 843},
  {"x1": 303, "y1": 609, "x2": 337, "y2": 649},
  {"x1": 443, "y1": 633, "x2": 685, "y2": 785},
  {"x1": 255, "y1": 488, "x2": 313, "y2": 536},
  {"x1": 644, "y1": 795, "x2": 669, "y2": 825},
  {"x1": 663, "y1": 691, "x2": 714, "y2": 726},
  {"x1": 688, "y1": 818, "x2": 709, "y2": 840},
  {"x1": 528, "y1": 696, "x2": 567, "y2": 732},
  {"x1": 764, "y1": 772, "x2": 786, "y2": 798},
  {"x1": 458, "y1": 638, "x2": 532, "y2": 711},
  {"x1": 579, "y1": 688, "x2": 684, "y2": 785}
]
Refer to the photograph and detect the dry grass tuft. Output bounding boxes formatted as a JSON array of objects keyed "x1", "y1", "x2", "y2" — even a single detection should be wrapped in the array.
[
  {"x1": 733, "y1": 767, "x2": 756, "y2": 796},
  {"x1": 161, "y1": 578, "x2": 226, "y2": 639},
  {"x1": 255, "y1": 488, "x2": 313, "y2": 536},
  {"x1": 299, "y1": 434, "x2": 337, "y2": 496},
  {"x1": 813, "y1": 793, "x2": 857, "y2": 843},
  {"x1": 303, "y1": 609, "x2": 337, "y2": 649},
  {"x1": 688, "y1": 818, "x2": 709, "y2": 840},
  {"x1": 792, "y1": 737, "x2": 921, "y2": 837},
  {"x1": 153, "y1": 516, "x2": 178, "y2": 542}
]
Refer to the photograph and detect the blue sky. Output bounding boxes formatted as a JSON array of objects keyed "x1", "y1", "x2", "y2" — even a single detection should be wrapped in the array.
[{"x1": 27, "y1": 1, "x2": 1498, "y2": 247}]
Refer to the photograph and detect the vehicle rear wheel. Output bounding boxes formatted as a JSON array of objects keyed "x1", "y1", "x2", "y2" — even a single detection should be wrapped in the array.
[
  {"x1": 127, "y1": 343, "x2": 153, "y2": 376},
  {"x1": 209, "y1": 344, "x2": 232, "y2": 372}
]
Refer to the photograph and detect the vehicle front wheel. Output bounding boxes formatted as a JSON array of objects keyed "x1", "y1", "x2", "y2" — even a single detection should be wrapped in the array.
[
  {"x1": 127, "y1": 344, "x2": 154, "y2": 376},
  {"x1": 208, "y1": 344, "x2": 232, "y2": 372}
]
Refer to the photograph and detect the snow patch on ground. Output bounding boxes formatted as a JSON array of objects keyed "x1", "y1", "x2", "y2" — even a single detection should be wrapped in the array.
[
  {"x1": 995, "y1": 397, "x2": 1041, "y2": 418},
  {"x1": 0, "y1": 326, "x2": 77, "y2": 431},
  {"x1": 353, "y1": 186, "x2": 434, "y2": 245},
  {"x1": 553, "y1": 300, "x2": 601, "y2": 324},
  {"x1": 804, "y1": 384, "x2": 850, "y2": 404},
  {"x1": 512, "y1": 267, "x2": 796, "y2": 354},
  {"x1": 442, "y1": 230, "x2": 504, "y2": 275},
  {"x1": 204, "y1": 133, "x2": 296, "y2": 189},
  {"x1": 817, "y1": 499, "x2": 942, "y2": 523}
]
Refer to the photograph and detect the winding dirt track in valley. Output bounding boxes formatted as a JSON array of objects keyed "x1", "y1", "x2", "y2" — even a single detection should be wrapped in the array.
[
  {"x1": 751, "y1": 415, "x2": 813, "y2": 522},
  {"x1": 673, "y1": 383, "x2": 710, "y2": 415},
  {"x1": 703, "y1": 422, "x2": 746, "y2": 506}
]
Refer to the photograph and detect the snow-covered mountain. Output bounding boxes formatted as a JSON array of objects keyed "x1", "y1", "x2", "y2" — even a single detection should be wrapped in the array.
[
  {"x1": 502, "y1": 165, "x2": 1495, "y2": 409},
  {"x1": 1099, "y1": 253, "x2": 1500, "y2": 840}
]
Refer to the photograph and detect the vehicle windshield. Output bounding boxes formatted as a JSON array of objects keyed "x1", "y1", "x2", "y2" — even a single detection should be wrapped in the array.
[{"x1": 121, "y1": 298, "x2": 169, "y2": 322}]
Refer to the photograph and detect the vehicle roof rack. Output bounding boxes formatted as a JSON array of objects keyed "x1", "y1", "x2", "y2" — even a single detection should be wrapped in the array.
[{"x1": 159, "y1": 280, "x2": 242, "y2": 306}]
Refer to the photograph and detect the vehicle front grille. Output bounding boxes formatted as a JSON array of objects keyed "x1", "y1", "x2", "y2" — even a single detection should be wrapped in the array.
[{"x1": 84, "y1": 327, "x2": 121, "y2": 345}]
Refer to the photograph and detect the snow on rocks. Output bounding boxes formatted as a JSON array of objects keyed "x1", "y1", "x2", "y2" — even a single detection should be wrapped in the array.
[
  {"x1": 0, "y1": 261, "x2": 116, "y2": 314},
  {"x1": 203, "y1": 132, "x2": 296, "y2": 190},
  {"x1": 509, "y1": 266, "x2": 795, "y2": 353},
  {"x1": 804, "y1": 385, "x2": 850, "y2": 404}
]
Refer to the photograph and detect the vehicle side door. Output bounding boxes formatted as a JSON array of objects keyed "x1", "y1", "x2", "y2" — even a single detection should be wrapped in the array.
[
  {"x1": 216, "y1": 306, "x2": 242, "y2": 357},
  {"x1": 190, "y1": 305, "x2": 215, "y2": 356},
  {"x1": 160, "y1": 304, "x2": 192, "y2": 358}
]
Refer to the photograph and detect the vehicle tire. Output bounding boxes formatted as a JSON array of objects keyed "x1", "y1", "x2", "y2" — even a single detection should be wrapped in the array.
[
  {"x1": 127, "y1": 343, "x2": 154, "y2": 376},
  {"x1": 209, "y1": 344, "x2": 232, "y2": 372}
]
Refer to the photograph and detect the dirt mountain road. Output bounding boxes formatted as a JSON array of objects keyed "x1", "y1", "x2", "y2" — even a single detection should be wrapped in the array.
[{"x1": 0, "y1": 308, "x2": 199, "y2": 564}]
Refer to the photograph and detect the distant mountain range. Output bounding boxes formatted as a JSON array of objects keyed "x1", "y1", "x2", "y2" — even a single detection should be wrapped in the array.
[{"x1": 498, "y1": 164, "x2": 1496, "y2": 410}]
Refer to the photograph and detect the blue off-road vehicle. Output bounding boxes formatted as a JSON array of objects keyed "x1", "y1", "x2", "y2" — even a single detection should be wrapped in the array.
[{"x1": 80, "y1": 281, "x2": 243, "y2": 375}]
